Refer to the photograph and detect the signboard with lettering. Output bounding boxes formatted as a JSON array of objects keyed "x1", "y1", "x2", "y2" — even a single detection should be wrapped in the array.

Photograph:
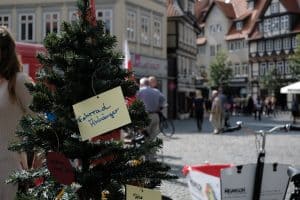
[
  {"x1": 221, "y1": 163, "x2": 290, "y2": 200},
  {"x1": 73, "y1": 86, "x2": 131, "y2": 140},
  {"x1": 126, "y1": 185, "x2": 161, "y2": 200},
  {"x1": 183, "y1": 164, "x2": 232, "y2": 200}
]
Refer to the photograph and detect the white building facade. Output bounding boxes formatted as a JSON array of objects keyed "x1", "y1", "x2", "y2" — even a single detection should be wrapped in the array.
[{"x1": 0, "y1": 0, "x2": 169, "y2": 110}]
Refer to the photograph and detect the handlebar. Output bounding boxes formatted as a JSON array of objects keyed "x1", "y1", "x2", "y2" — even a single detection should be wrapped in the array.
[
  {"x1": 251, "y1": 124, "x2": 290, "y2": 200},
  {"x1": 267, "y1": 124, "x2": 289, "y2": 133},
  {"x1": 255, "y1": 124, "x2": 289, "y2": 135},
  {"x1": 253, "y1": 125, "x2": 289, "y2": 153}
]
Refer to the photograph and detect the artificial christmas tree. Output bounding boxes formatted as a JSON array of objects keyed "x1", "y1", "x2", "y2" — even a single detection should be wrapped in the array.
[{"x1": 7, "y1": 0, "x2": 176, "y2": 199}]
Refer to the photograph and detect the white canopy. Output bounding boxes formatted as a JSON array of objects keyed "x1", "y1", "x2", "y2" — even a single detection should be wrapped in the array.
[{"x1": 280, "y1": 81, "x2": 300, "y2": 94}]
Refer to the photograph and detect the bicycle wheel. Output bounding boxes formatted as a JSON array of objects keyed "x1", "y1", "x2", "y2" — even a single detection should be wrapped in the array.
[{"x1": 160, "y1": 119, "x2": 175, "y2": 137}]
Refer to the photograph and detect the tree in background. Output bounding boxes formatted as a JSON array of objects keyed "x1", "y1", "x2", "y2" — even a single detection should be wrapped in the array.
[
  {"x1": 260, "y1": 68, "x2": 286, "y2": 95},
  {"x1": 8, "y1": 0, "x2": 175, "y2": 199},
  {"x1": 209, "y1": 51, "x2": 233, "y2": 90},
  {"x1": 289, "y1": 35, "x2": 300, "y2": 81}
]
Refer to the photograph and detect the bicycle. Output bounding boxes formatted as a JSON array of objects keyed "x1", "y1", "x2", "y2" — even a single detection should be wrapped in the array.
[
  {"x1": 222, "y1": 124, "x2": 300, "y2": 200},
  {"x1": 158, "y1": 112, "x2": 175, "y2": 137}
]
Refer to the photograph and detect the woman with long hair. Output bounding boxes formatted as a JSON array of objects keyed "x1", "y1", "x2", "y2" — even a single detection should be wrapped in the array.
[{"x1": 0, "y1": 26, "x2": 33, "y2": 199}]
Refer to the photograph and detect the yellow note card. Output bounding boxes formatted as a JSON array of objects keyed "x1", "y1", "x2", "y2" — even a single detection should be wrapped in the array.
[
  {"x1": 73, "y1": 86, "x2": 131, "y2": 140},
  {"x1": 126, "y1": 185, "x2": 162, "y2": 200}
]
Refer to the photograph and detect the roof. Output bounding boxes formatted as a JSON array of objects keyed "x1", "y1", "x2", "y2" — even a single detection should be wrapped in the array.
[
  {"x1": 196, "y1": 0, "x2": 250, "y2": 41},
  {"x1": 233, "y1": 10, "x2": 252, "y2": 21},
  {"x1": 230, "y1": 0, "x2": 248, "y2": 18},
  {"x1": 227, "y1": 0, "x2": 268, "y2": 41},
  {"x1": 195, "y1": 0, "x2": 213, "y2": 24},
  {"x1": 280, "y1": 0, "x2": 300, "y2": 14},
  {"x1": 167, "y1": 0, "x2": 184, "y2": 17},
  {"x1": 247, "y1": 27, "x2": 263, "y2": 40},
  {"x1": 248, "y1": 0, "x2": 300, "y2": 40},
  {"x1": 215, "y1": 0, "x2": 236, "y2": 19}
]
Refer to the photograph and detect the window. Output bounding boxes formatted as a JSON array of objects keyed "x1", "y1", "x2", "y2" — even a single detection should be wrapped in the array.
[
  {"x1": 69, "y1": 11, "x2": 79, "y2": 24},
  {"x1": 268, "y1": 62, "x2": 275, "y2": 72},
  {"x1": 228, "y1": 41, "x2": 234, "y2": 51},
  {"x1": 0, "y1": 15, "x2": 10, "y2": 27},
  {"x1": 153, "y1": 17, "x2": 162, "y2": 47},
  {"x1": 243, "y1": 64, "x2": 248, "y2": 75},
  {"x1": 199, "y1": 27, "x2": 205, "y2": 37},
  {"x1": 264, "y1": 18, "x2": 271, "y2": 33},
  {"x1": 179, "y1": 23, "x2": 184, "y2": 42},
  {"x1": 43, "y1": 12, "x2": 60, "y2": 37},
  {"x1": 258, "y1": 41, "x2": 265, "y2": 52},
  {"x1": 266, "y1": 40, "x2": 273, "y2": 52},
  {"x1": 183, "y1": 57, "x2": 187, "y2": 76},
  {"x1": 283, "y1": 37, "x2": 291, "y2": 49},
  {"x1": 97, "y1": 9, "x2": 113, "y2": 34},
  {"x1": 270, "y1": 2, "x2": 279, "y2": 14},
  {"x1": 184, "y1": 28, "x2": 188, "y2": 44},
  {"x1": 19, "y1": 13, "x2": 35, "y2": 41},
  {"x1": 285, "y1": 60, "x2": 290, "y2": 74},
  {"x1": 276, "y1": 61, "x2": 284, "y2": 75},
  {"x1": 281, "y1": 15, "x2": 289, "y2": 32},
  {"x1": 209, "y1": 25, "x2": 216, "y2": 33},
  {"x1": 236, "y1": 21, "x2": 243, "y2": 30},
  {"x1": 178, "y1": 56, "x2": 183, "y2": 75},
  {"x1": 198, "y1": 45, "x2": 206, "y2": 54},
  {"x1": 271, "y1": 17, "x2": 279, "y2": 32},
  {"x1": 235, "y1": 64, "x2": 240, "y2": 76},
  {"x1": 140, "y1": 15, "x2": 150, "y2": 45},
  {"x1": 190, "y1": 31, "x2": 195, "y2": 46},
  {"x1": 188, "y1": 1, "x2": 195, "y2": 15},
  {"x1": 235, "y1": 40, "x2": 241, "y2": 49},
  {"x1": 292, "y1": 36, "x2": 297, "y2": 49},
  {"x1": 248, "y1": 1, "x2": 254, "y2": 10},
  {"x1": 216, "y1": 24, "x2": 222, "y2": 32},
  {"x1": 210, "y1": 45, "x2": 215, "y2": 56},
  {"x1": 217, "y1": 44, "x2": 222, "y2": 53},
  {"x1": 260, "y1": 63, "x2": 267, "y2": 75},
  {"x1": 274, "y1": 39, "x2": 281, "y2": 51},
  {"x1": 126, "y1": 11, "x2": 136, "y2": 41}
]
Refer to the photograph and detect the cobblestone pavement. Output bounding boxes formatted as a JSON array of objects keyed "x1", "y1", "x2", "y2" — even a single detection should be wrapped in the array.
[{"x1": 159, "y1": 112, "x2": 300, "y2": 200}]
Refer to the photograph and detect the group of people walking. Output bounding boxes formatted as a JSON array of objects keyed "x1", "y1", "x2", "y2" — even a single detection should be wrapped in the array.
[
  {"x1": 191, "y1": 88, "x2": 231, "y2": 134},
  {"x1": 190, "y1": 89, "x2": 292, "y2": 133},
  {"x1": 246, "y1": 95, "x2": 277, "y2": 120}
]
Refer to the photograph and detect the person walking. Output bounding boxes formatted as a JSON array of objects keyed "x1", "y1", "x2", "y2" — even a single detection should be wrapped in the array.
[
  {"x1": 254, "y1": 96, "x2": 263, "y2": 120},
  {"x1": 218, "y1": 87, "x2": 226, "y2": 130},
  {"x1": 0, "y1": 26, "x2": 33, "y2": 199},
  {"x1": 193, "y1": 90, "x2": 205, "y2": 131},
  {"x1": 246, "y1": 95, "x2": 255, "y2": 116},
  {"x1": 137, "y1": 77, "x2": 165, "y2": 160},
  {"x1": 148, "y1": 75, "x2": 159, "y2": 90},
  {"x1": 291, "y1": 97, "x2": 299, "y2": 124},
  {"x1": 148, "y1": 75, "x2": 167, "y2": 123},
  {"x1": 210, "y1": 90, "x2": 223, "y2": 134}
]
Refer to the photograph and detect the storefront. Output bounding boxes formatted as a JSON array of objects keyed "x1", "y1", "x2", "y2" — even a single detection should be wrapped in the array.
[
  {"x1": 132, "y1": 53, "x2": 168, "y2": 113},
  {"x1": 229, "y1": 77, "x2": 249, "y2": 98}
]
